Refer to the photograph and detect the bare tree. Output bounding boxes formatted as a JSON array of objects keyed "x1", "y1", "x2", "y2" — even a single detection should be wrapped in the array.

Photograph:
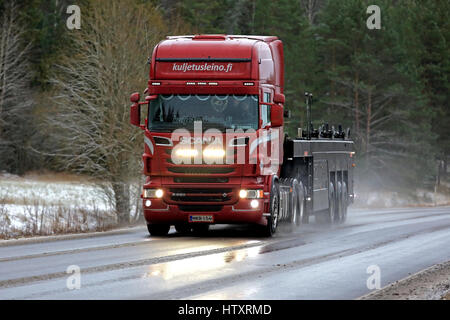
[
  {"x1": 45, "y1": 0, "x2": 171, "y2": 224},
  {"x1": 0, "y1": 1, "x2": 34, "y2": 173},
  {"x1": 300, "y1": 0, "x2": 326, "y2": 25}
]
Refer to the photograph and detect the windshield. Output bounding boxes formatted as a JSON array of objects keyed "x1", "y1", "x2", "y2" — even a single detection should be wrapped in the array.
[{"x1": 148, "y1": 94, "x2": 259, "y2": 132}]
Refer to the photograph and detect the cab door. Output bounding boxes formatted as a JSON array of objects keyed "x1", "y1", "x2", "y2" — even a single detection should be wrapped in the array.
[{"x1": 258, "y1": 89, "x2": 279, "y2": 175}]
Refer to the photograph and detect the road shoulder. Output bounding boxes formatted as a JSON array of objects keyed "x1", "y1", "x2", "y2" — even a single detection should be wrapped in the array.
[
  {"x1": 359, "y1": 261, "x2": 450, "y2": 300},
  {"x1": 0, "y1": 225, "x2": 146, "y2": 247}
]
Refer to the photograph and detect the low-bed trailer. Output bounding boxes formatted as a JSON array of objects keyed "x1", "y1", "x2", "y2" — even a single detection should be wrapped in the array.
[{"x1": 129, "y1": 35, "x2": 354, "y2": 236}]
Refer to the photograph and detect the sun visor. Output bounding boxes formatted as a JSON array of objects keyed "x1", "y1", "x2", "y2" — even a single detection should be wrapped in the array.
[{"x1": 153, "y1": 39, "x2": 254, "y2": 80}]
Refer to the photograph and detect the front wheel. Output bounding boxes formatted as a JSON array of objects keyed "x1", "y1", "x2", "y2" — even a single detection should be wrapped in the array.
[
  {"x1": 261, "y1": 182, "x2": 280, "y2": 237},
  {"x1": 147, "y1": 224, "x2": 170, "y2": 236}
]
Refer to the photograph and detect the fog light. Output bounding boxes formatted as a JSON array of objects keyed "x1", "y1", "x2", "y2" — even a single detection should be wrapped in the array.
[
  {"x1": 145, "y1": 200, "x2": 152, "y2": 207},
  {"x1": 155, "y1": 189, "x2": 163, "y2": 198},
  {"x1": 239, "y1": 190, "x2": 248, "y2": 198},
  {"x1": 250, "y1": 200, "x2": 259, "y2": 208}
]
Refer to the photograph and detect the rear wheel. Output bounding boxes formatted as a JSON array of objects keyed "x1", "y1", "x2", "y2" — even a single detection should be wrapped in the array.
[
  {"x1": 262, "y1": 182, "x2": 280, "y2": 237},
  {"x1": 147, "y1": 224, "x2": 170, "y2": 236}
]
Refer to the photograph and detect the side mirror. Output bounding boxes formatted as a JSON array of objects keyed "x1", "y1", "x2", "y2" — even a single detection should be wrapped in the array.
[
  {"x1": 271, "y1": 104, "x2": 284, "y2": 127},
  {"x1": 273, "y1": 93, "x2": 285, "y2": 104},
  {"x1": 130, "y1": 92, "x2": 141, "y2": 127}
]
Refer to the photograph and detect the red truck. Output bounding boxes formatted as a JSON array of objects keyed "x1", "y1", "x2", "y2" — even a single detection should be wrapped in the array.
[{"x1": 130, "y1": 35, "x2": 354, "y2": 236}]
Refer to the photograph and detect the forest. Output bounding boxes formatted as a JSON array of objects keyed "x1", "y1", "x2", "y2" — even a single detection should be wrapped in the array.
[{"x1": 0, "y1": 0, "x2": 448, "y2": 223}]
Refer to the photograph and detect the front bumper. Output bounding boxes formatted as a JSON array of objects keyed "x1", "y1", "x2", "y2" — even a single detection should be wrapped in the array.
[{"x1": 143, "y1": 198, "x2": 267, "y2": 225}]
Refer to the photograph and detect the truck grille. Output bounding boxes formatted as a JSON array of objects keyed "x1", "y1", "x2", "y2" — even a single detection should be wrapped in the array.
[
  {"x1": 173, "y1": 177, "x2": 229, "y2": 183},
  {"x1": 167, "y1": 167, "x2": 234, "y2": 174},
  {"x1": 179, "y1": 205, "x2": 223, "y2": 212},
  {"x1": 168, "y1": 188, "x2": 234, "y2": 204}
]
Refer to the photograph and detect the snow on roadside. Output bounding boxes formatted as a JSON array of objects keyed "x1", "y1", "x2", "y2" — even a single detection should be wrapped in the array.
[
  {"x1": 353, "y1": 189, "x2": 450, "y2": 208},
  {"x1": 0, "y1": 174, "x2": 111, "y2": 210},
  {"x1": 0, "y1": 173, "x2": 117, "y2": 238}
]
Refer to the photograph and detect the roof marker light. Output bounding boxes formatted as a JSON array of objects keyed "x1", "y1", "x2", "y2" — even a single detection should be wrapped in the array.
[
  {"x1": 186, "y1": 82, "x2": 196, "y2": 85},
  {"x1": 151, "y1": 82, "x2": 161, "y2": 86},
  {"x1": 244, "y1": 82, "x2": 254, "y2": 86},
  {"x1": 208, "y1": 82, "x2": 218, "y2": 86},
  {"x1": 197, "y1": 82, "x2": 207, "y2": 85}
]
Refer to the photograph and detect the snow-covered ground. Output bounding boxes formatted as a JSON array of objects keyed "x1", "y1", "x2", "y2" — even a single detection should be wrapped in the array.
[
  {"x1": 0, "y1": 173, "x2": 112, "y2": 209},
  {"x1": 0, "y1": 173, "x2": 119, "y2": 239},
  {"x1": 353, "y1": 182, "x2": 450, "y2": 208}
]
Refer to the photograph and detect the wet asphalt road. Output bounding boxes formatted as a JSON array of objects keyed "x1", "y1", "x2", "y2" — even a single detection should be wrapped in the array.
[{"x1": 0, "y1": 206, "x2": 449, "y2": 299}]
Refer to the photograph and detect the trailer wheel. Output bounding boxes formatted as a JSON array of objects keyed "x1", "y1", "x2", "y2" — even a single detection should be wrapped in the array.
[
  {"x1": 292, "y1": 180, "x2": 306, "y2": 227},
  {"x1": 340, "y1": 182, "x2": 348, "y2": 223},
  {"x1": 290, "y1": 180, "x2": 299, "y2": 226},
  {"x1": 328, "y1": 182, "x2": 336, "y2": 224},
  {"x1": 316, "y1": 182, "x2": 335, "y2": 224},
  {"x1": 175, "y1": 224, "x2": 191, "y2": 235},
  {"x1": 147, "y1": 224, "x2": 170, "y2": 236},
  {"x1": 300, "y1": 181, "x2": 309, "y2": 224},
  {"x1": 262, "y1": 182, "x2": 280, "y2": 237},
  {"x1": 335, "y1": 181, "x2": 343, "y2": 223},
  {"x1": 192, "y1": 224, "x2": 209, "y2": 236}
]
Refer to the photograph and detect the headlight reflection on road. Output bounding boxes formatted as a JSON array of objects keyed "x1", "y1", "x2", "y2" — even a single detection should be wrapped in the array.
[{"x1": 144, "y1": 245, "x2": 262, "y2": 281}]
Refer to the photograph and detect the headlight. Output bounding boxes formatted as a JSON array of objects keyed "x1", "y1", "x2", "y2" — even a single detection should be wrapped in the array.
[
  {"x1": 175, "y1": 148, "x2": 198, "y2": 157},
  {"x1": 203, "y1": 148, "x2": 225, "y2": 158},
  {"x1": 143, "y1": 188, "x2": 164, "y2": 198},
  {"x1": 239, "y1": 189, "x2": 263, "y2": 199}
]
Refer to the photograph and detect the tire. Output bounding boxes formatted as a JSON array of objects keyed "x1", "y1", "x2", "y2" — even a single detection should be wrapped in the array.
[
  {"x1": 316, "y1": 182, "x2": 335, "y2": 224},
  {"x1": 292, "y1": 180, "x2": 306, "y2": 227},
  {"x1": 340, "y1": 182, "x2": 348, "y2": 223},
  {"x1": 299, "y1": 181, "x2": 310, "y2": 224},
  {"x1": 335, "y1": 181, "x2": 342, "y2": 223},
  {"x1": 147, "y1": 224, "x2": 170, "y2": 236},
  {"x1": 301, "y1": 187, "x2": 310, "y2": 224},
  {"x1": 175, "y1": 224, "x2": 191, "y2": 234},
  {"x1": 262, "y1": 182, "x2": 280, "y2": 237},
  {"x1": 290, "y1": 179, "x2": 300, "y2": 226},
  {"x1": 191, "y1": 224, "x2": 209, "y2": 236}
]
